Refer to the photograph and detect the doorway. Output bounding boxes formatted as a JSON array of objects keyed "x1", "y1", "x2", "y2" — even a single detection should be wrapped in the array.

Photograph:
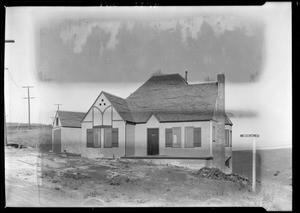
[{"x1": 147, "y1": 128, "x2": 159, "y2": 155}]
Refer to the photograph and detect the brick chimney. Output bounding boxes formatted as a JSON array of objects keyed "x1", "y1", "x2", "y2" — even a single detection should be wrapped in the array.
[
  {"x1": 216, "y1": 73, "x2": 225, "y2": 171},
  {"x1": 185, "y1": 71, "x2": 188, "y2": 82},
  {"x1": 208, "y1": 73, "x2": 226, "y2": 171},
  {"x1": 217, "y1": 73, "x2": 225, "y2": 112}
]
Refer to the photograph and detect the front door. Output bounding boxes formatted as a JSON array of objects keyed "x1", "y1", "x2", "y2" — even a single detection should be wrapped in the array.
[{"x1": 147, "y1": 128, "x2": 159, "y2": 155}]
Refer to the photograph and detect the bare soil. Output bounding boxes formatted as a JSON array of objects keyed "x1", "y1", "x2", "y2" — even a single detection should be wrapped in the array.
[{"x1": 5, "y1": 146, "x2": 292, "y2": 209}]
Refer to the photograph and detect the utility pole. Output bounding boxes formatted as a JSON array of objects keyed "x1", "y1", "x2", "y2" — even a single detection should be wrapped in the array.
[
  {"x1": 240, "y1": 134, "x2": 259, "y2": 193},
  {"x1": 54, "y1": 104, "x2": 62, "y2": 111},
  {"x1": 23, "y1": 86, "x2": 35, "y2": 129},
  {"x1": 5, "y1": 39, "x2": 15, "y2": 146}
]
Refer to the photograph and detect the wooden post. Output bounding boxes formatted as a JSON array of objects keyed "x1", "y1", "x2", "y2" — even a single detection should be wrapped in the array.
[
  {"x1": 22, "y1": 86, "x2": 34, "y2": 129},
  {"x1": 240, "y1": 134, "x2": 259, "y2": 193},
  {"x1": 252, "y1": 138, "x2": 256, "y2": 193}
]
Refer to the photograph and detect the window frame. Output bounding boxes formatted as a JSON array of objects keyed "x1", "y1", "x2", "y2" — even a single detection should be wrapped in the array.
[
  {"x1": 225, "y1": 129, "x2": 230, "y2": 147},
  {"x1": 212, "y1": 126, "x2": 216, "y2": 142},
  {"x1": 193, "y1": 127, "x2": 202, "y2": 147}
]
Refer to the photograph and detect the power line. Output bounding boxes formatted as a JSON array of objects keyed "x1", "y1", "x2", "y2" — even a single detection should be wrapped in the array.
[
  {"x1": 5, "y1": 68, "x2": 24, "y2": 96},
  {"x1": 23, "y1": 86, "x2": 35, "y2": 129}
]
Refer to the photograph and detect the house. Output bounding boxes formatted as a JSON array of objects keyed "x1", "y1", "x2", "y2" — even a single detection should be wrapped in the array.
[
  {"x1": 80, "y1": 73, "x2": 233, "y2": 172},
  {"x1": 52, "y1": 110, "x2": 86, "y2": 154}
]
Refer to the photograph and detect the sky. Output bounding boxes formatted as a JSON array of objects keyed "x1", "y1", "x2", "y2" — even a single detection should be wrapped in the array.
[{"x1": 5, "y1": 3, "x2": 291, "y2": 149}]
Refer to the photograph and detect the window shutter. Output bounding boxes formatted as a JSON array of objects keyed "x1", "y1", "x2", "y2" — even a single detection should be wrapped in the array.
[
  {"x1": 194, "y1": 127, "x2": 201, "y2": 147},
  {"x1": 185, "y1": 127, "x2": 194, "y2": 148},
  {"x1": 112, "y1": 128, "x2": 119, "y2": 147},
  {"x1": 87, "y1": 129, "x2": 94, "y2": 147},
  {"x1": 172, "y1": 127, "x2": 181, "y2": 148},
  {"x1": 93, "y1": 128, "x2": 101, "y2": 148},
  {"x1": 225, "y1": 130, "x2": 229, "y2": 147},
  {"x1": 165, "y1": 129, "x2": 172, "y2": 147},
  {"x1": 104, "y1": 128, "x2": 112, "y2": 148}
]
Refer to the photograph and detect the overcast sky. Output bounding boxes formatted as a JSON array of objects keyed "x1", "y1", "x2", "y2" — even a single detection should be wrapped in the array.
[{"x1": 5, "y1": 3, "x2": 291, "y2": 149}]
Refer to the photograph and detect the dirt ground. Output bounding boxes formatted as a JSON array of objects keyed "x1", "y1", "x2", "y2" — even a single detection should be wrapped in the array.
[{"x1": 4, "y1": 146, "x2": 292, "y2": 209}]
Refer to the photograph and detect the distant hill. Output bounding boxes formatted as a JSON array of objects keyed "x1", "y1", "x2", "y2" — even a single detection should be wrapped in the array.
[{"x1": 233, "y1": 148, "x2": 292, "y2": 185}]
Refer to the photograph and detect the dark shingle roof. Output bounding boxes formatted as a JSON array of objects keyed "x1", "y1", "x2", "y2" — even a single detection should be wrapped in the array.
[
  {"x1": 57, "y1": 111, "x2": 86, "y2": 128},
  {"x1": 90, "y1": 74, "x2": 228, "y2": 124},
  {"x1": 125, "y1": 74, "x2": 219, "y2": 123},
  {"x1": 102, "y1": 92, "x2": 135, "y2": 122}
]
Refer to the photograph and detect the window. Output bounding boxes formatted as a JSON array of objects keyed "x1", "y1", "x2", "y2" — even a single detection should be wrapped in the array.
[
  {"x1": 56, "y1": 117, "x2": 59, "y2": 126},
  {"x1": 93, "y1": 128, "x2": 101, "y2": 148},
  {"x1": 185, "y1": 127, "x2": 201, "y2": 148},
  {"x1": 165, "y1": 129, "x2": 173, "y2": 147},
  {"x1": 112, "y1": 128, "x2": 119, "y2": 147},
  {"x1": 165, "y1": 128, "x2": 181, "y2": 148},
  {"x1": 87, "y1": 127, "x2": 118, "y2": 148},
  {"x1": 225, "y1": 130, "x2": 230, "y2": 147},
  {"x1": 212, "y1": 126, "x2": 216, "y2": 142},
  {"x1": 193, "y1": 127, "x2": 201, "y2": 147},
  {"x1": 172, "y1": 127, "x2": 181, "y2": 148},
  {"x1": 104, "y1": 128, "x2": 112, "y2": 148}
]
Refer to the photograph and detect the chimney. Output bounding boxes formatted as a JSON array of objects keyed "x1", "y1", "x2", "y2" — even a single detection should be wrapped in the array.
[
  {"x1": 185, "y1": 71, "x2": 188, "y2": 82},
  {"x1": 217, "y1": 72, "x2": 225, "y2": 120},
  {"x1": 214, "y1": 72, "x2": 226, "y2": 171}
]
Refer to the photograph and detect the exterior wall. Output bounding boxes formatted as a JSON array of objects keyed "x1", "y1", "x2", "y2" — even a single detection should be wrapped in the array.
[
  {"x1": 125, "y1": 123, "x2": 135, "y2": 156},
  {"x1": 225, "y1": 124, "x2": 233, "y2": 173},
  {"x1": 81, "y1": 120, "x2": 126, "y2": 158},
  {"x1": 60, "y1": 127, "x2": 82, "y2": 155},
  {"x1": 134, "y1": 115, "x2": 212, "y2": 158},
  {"x1": 53, "y1": 112, "x2": 62, "y2": 127},
  {"x1": 80, "y1": 92, "x2": 126, "y2": 158},
  {"x1": 82, "y1": 92, "x2": 123, "y2": 125},
  {"x1": 52, "y1": 128, "x2": 61, "y2": 153}
]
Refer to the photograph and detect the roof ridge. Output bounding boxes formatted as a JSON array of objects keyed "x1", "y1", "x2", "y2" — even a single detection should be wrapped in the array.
[
  {"x1": 188, "y1": 81, "x2": 218, "y2": 86},
  {"x1": 102, "y1": 91, "x2": 126, "y2": 100},
  {"x1": 58, "y1": 110, "x2": 85, "y2": 114},
  {"x1": 127, "y1": 73, "x2": 188, "y2": 100}
]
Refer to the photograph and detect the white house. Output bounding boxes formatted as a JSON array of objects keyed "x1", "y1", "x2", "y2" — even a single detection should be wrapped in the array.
[
  {"x1": 80, "y1": 73, "x2": 233, "y2": 172},
  {"x1": 52, "y1": 110, "x2": 85, "y2": 155}
]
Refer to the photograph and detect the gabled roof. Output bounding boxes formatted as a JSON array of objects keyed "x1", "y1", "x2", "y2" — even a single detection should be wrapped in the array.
[
  {"x1": 84, "y1": 73, "x2": 228, "y2": 124},
  {"x1": 125, "y1": 74, "x2": 219, "y2": 123},
  {"x1": 57, "y1": 111, "x2": 86, "y2": 128},
  {"x1": 102, "y1": 92, "x2": 134, "y2": 122}
]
